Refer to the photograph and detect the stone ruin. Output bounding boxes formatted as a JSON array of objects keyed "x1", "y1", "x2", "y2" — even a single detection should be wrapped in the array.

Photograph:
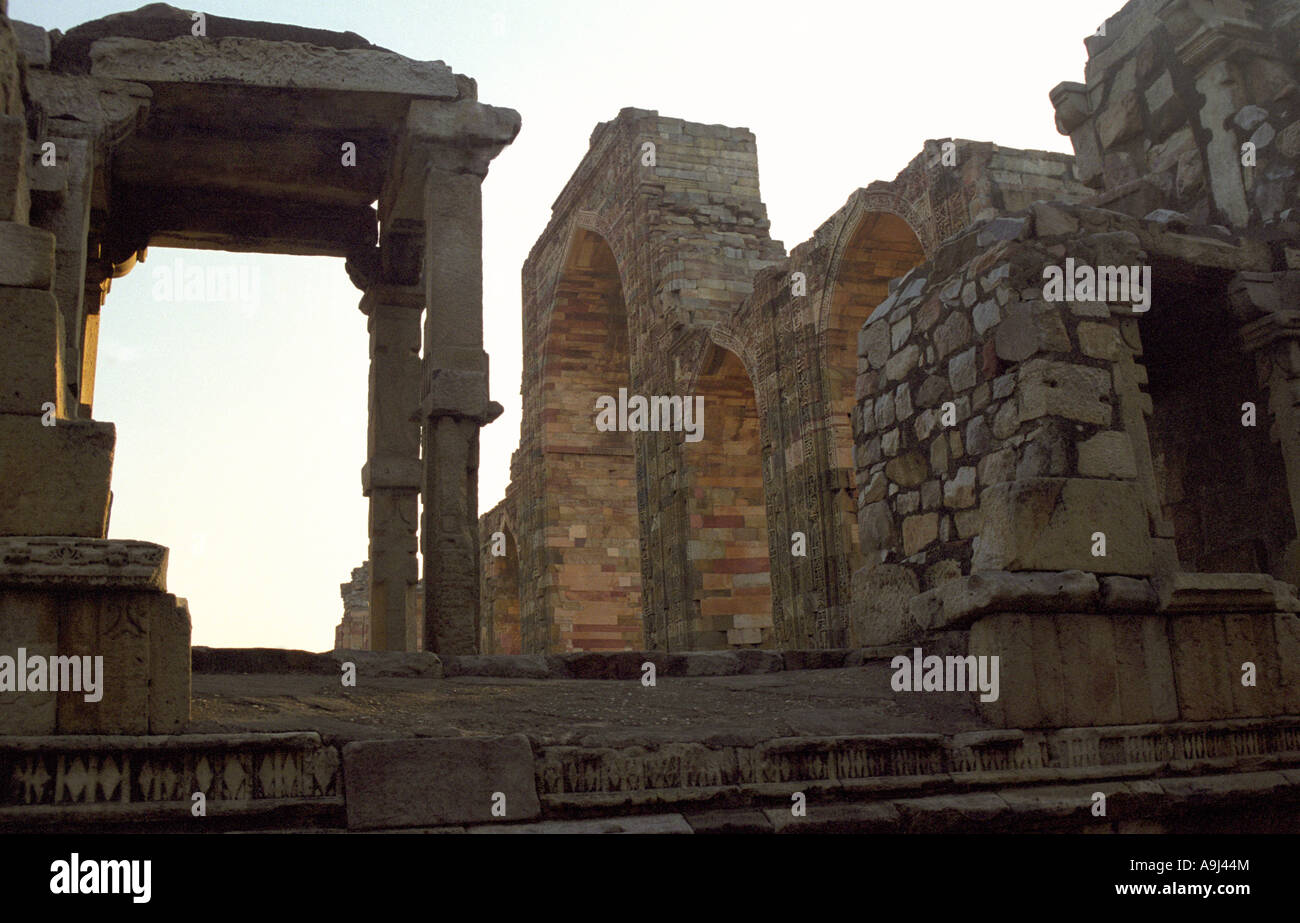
[
  {"x1": 0, "y1": 0, "x2": 517, "y2": 734},
  {"x1": 471, "y1": 0, "x2": 1300, "y2": 732},
  {"x1": 4, "y1": 0, "x2": 1300, "y2": 835}
]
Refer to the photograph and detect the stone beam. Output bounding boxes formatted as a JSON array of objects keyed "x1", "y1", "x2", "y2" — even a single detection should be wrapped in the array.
[
  {"x1": 89, "y1": 36, "x2": 460, "y2": 97},
  {"x1": 112, "y1": 133, "x2": 386, "y2": 208},
  {"x1": 112, "y1": 185, "x2": 376, "y2": 256}
]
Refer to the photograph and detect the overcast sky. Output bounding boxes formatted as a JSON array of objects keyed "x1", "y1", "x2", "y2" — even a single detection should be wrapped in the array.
[{"x1": 18, "y1": 0, "x2": 1124, "y2": 649}]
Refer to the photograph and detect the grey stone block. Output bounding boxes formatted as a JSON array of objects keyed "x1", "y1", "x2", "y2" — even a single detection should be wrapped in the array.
[{"x1": 343, "y1": 734, "x2": 539, "y2": 830}]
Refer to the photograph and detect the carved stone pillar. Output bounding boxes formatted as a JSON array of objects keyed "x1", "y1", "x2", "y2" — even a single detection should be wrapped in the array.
[
  {"x1": 410, "y1": 100, "x2": 518, "y2": 654},
  {"x1": 1230, "y1": 271, "x2": 1300, "y2": 584},
  {"x1": 360, "y1": 282, "x2": 423, "y2": 651}
]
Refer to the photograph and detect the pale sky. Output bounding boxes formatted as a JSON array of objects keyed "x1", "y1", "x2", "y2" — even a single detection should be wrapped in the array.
[{"x1": 18, "y1": 0, "x2": 1124, "y2": 649}]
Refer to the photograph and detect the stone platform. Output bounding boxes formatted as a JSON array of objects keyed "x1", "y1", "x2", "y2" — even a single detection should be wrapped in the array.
[{"x1": 4, "y1": 652, "x2": 1298, "y2": 834}]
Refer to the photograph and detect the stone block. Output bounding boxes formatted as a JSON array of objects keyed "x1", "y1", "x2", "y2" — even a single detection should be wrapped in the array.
[
  {"x1": 902, "y1": 513, "x2": 939, "y2": 555},
  {"x1": 0, "y1": 287, "x2": 64, "y2": 415},
  {"x1": 1099, "y1": 575, "x2": 1158, "y2": 611},
  {"x1": 12, "y1": 21, "x2": 50, "y2": 68},
  {"x1": 56, "y1": 590, "x2": 152, "y2": 734},
  {"x1": 884, "y1": 344, "x2": 919, "y2": 382},
  {"x1": 1276, "y1": 614, "x2": 1300, "y2": 715},
  {"x1": 149, "y1": 595, "x2": 190, "y2": 733},
  {"x1": 343, "y1": 734, "x2": 539, "y2": 830},
  {"x1": 858, "y1": 319, "x2": 889, "y2": 367},
  {"x1": 470, "y1": 814, "x2": 693, "y2": 835},
  {"x1": 0, "y1": 415, "x2": 115, "y2": 537},
  {"x1": 1077, "y1": 430, "x2": 1137, "y2": 478},
  {"x1": 972, "y1": 478, "x2": 1153, "y2": 575},
  {"x1": 765, "y1": 802, "x2": 901, "y2": 834},
  {"x1": 928, "y1": 570, "x2": 1100, "y2": 631},
  {"x1": 1223, "y1": 612, "x2": 1281, "y2": 718},
  {"x1": 1017, "y1": 359, "x2": 1112, "y2": 426},
  {"x1": 0, "y1": 588, "x2": 58, "y2": 734},
  {"x1": 0, "y1": 222, "x2": 55, "y2": 289},
  {"x1": 967, "y1": 612, "x2": 1032, "y2": 727},
  {"x1": 1169, "y1": 614, "x2": 1236, "y2": 721},
  {"x1": 850, "y1": 564, "x2": 920, "y2": 646}
]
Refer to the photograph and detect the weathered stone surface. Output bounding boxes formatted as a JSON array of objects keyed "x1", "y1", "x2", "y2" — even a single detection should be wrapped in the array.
[
  {"x1": 1099, "y1": 575, "x2": 1158, "y2": 611},
  {"x1": 149, "y1": 595, "x2": 190, "y2": 733},
  {"x1": 902, "y1": 513, "x2": 939, "y2": 555},
  {"x1": 0, "y1": 222, "x2": 55, "y2": 288},
  {"x1": 766, "y1": 802, "x2": 901, "y2": 834},
  {"x1": 443, "y1": 654, "x2": 549, "y2": 678},
  {"x1": 0, "y1": 589, "x2": 58, "y2": 733},
  {"x1": 1016, "y1": 359, "x2": 1112, "y2": 426},
  {"x1": 470, "y1": 813, "x2": 693, "y2": 834},
  {"x1": 924, "y1": 569, "x2": 1100, "y2": 631},
  {"x1": 11, "y1": 22, "x2": 50, "y2": 68},
  {"x1": 934, "y1": 311, "x2": 972, "y2": 361},
  {"x1": 0, "y1": 288, "x2": 63, "y2": 416},
  {"x1": 1152, "y1": 572, "x2": 1279, "y2": 613},
  {"x1": 193, "y1": 646, "x2": 442, "y2": 678},
  {"x1": 885, "y1": 451, "x2": 927, "y2": 488},
  {"x1": 0, "y1": 416, "x2": 115, "y2": 537},
  {"x1": 90, "y1": 35, "x2": 460, "y2": 97},
  {"x1": 0, "y1": 538, "x2": 167, "y2": 590},
  {"x1": 57, "y1": 591, "x2": 153, "y2": 734},
  {"x1": 343, "y1": 734, "x2": 539, "y2": 830},
  {"x1": 1077, "y1": 430, "x2": 1137, "y2": 478},
  {"x1": 851, "y1": 564, "x2": 921, "y2": 646},
  {"x1": 972, "y1": 478, "x2": 1153, "y2": 575},
  {"x1": 0, "y1": 114, "x2": 28, "y2": 223},
  {"x1": 684, "y1": 809, "x2": 773, "y2": 834},
  {"x1": 884, "y1": 344, "x2": 919, "y2": 382}
]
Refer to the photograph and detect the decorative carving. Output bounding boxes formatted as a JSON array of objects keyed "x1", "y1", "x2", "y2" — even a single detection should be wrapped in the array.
[{"x1": 0, "y1": 538, "x2": 167, "y2": 590}]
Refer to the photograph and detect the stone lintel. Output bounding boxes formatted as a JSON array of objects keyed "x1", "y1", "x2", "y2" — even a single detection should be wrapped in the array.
[
  {"x1": 0, "y1": 537, "x2": 168, "y2": 590},
  {"x1": 1165, "y1": 13, "x2": 1271, "y2": 75},
  {"x1": 405, "y1": 98, "x2": 521, "y2": 147},
  {"x1": 88, "y1": 36, "x2": 459, "y2": 98},
  {"x1": 1134, "y1": 227, "x2": 1271, "y2": 271},
  {"x1": 361, "y1": 457, "x2": 421, "y2": 494},
  {"x1": 25, "y1": 71, "x2": 152, "y2": 140}
]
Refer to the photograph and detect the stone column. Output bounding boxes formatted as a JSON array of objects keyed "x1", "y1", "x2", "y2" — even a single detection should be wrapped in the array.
[
  {"x1": 360, "y1": 282, "x2": 423, "y2": 651},
  {"x1": 1230, "y1": 271, "x2": 1300, "y2": 584},
  {"x1": 407, "y1": 99, "x2": 518, "y2": 654},
  {"x1": 420, "y1": 164, "x2": 497, "y2": 655}
]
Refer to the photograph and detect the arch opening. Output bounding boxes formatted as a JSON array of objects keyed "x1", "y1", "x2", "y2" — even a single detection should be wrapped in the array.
[
  {"x1": 684, "y1": 347, "x2": 772, "y2": 649},
  {"x1": 538, "y1": 227, "x2": 644, "y2": 651},
  {"x1": 827, "y1": 211, "x2": 926, "y2": 571}
]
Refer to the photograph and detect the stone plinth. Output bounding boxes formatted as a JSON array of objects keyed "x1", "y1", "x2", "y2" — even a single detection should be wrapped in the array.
[
  {"x1": 0, "y1": 537, "x2": 190, "y2": 734},
  {"x1": 966, "y1": 570, "x2": 1300, "y2": 729}
]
